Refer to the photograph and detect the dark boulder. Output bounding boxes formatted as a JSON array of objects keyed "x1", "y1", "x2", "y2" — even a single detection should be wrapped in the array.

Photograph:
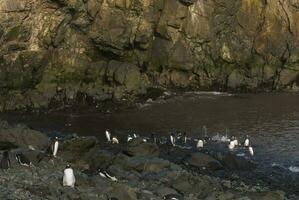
[
  {"x1": 62, "y1": 136, "x2": 98, "y2": 153},
  {"x1": 185, "y1": 152, "x2": 224, "y2": 171},
  {"x1": 83, "y1": 148, "x2": 115, "y2": 171},
  {"x1": 124, "y1": 138, "x2": 160, "y2": 157},
  {"x1": 221, "y1": 154, "x2": 257, "y2": 171},
  {"x1": 112, "y1": 153, "x2": 170, "y2": 173},
  {"x1": 0, "y1": 126, "x2": 49, "y2": 150}
]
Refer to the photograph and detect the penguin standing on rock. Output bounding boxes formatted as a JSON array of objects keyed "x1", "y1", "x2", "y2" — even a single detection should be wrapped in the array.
[
  {"x1": 183, "y1": 132, "x2": 187, "y2": 144},
  {"x1": 248, "y1": 146, "x2": 254, "y2": 156},
  {"x1": 105, "y1": 129, "x2": 111, "y2": 143},
  {"x1": 15, "y1": 153, "x2": 31, "y2": 167},
  {"x1": 52, "y1": 137, "x2": 59, "y2": 157},
  {"x1": 244, "y1": 135, "x2": 250, "y2": 147},
  {"x1": 63, "y1": 164, "x2": 76, "y2": 188},
  {"x1": 228, "y1": 141, "x2": 235, "y2": 150},
  {"x1": 170, "y1": 133, "x2": 175, "y2": 146},
  {"x1": 196, "y1": 139, "x2": 204, "y2": 149},
  {"x1": 0, "y1": 151, "x2": 11, "y2": 170}
]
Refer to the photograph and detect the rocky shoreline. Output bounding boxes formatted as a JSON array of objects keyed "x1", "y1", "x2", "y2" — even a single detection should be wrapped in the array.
[{"x1": 0, "y1": 120, "x2": 295, "y2": 200}]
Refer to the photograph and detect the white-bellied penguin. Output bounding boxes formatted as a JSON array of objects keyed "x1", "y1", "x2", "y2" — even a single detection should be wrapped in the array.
[
  {"x1": 63, "y1": 164, "x2": 76, "y2": 187},
  {"x1": 196, "y1": 139, "x2": 204, "y2": 148},
  {"x1": 249, "y1": 146, "x2": 254, "y2": 156},
  {"x1": 228, "y1": 141, "x2": 235, "y2": 150},
  {"x1": 170, "y1": 133, "x2": 175, "y2": 146},
  {"x1": 105, "y1": 129, "x2": 111, "y2": 142},
  {"x1": 52, "y1": 137, "x2": 59, "y2": 157},
  {"x1": 111, "y1": 137, "x2": 119, "y2": 144},
  {"x1": 244, "y1": 135, "x2": 250, "y2": 147}
]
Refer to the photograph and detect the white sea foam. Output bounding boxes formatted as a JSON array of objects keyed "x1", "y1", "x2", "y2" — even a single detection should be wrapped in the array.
[
  {"x1": 289, "y1": 166, "x2": 299, "y2": 173},
  {"x1": 236, "y1": 153, "x2": 245, "y2": 157},
  {"x1": 211, "y1": 133, "x2": 231, "y2": 142},
  {"x1": 186, "y1": 91, "x2": 233, "y2": 96}
]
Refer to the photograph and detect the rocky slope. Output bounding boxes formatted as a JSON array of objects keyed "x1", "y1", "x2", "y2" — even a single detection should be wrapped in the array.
[
  {"x1": 1, "y1": 0, "x2": 299, "y2": 110},
  {"x1": 0, "y1": 121, "x2": 291, "y2": 199}
]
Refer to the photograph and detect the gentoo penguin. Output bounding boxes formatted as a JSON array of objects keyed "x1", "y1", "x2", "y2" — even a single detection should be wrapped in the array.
[
  {"x1": 170, "y1": 133, "x2": 175, "y2": 146},
  {"x1": 183, "y1": 132, "x2": 187, "y2": 144},
  {"x1": 15, "y1": 153, "x2": 31, "y2": 167},
  {"x1": 52, "y1": 137, "x2": 59, "y2": 157},
  {"x1": 63, "y1": 164, "x2": 76, "y2": 188},
  {"x1": 196, "y1": 139, "x2": 204, "y2": 148},
  {"x1": 248, "y1": 146, "x2": 254, "y2": 156},
  {"x1": 228, "y1": 141, "x2": 235, "y2": 150},
  {"x1": 244, "y1": 136, "x2": 250, "y2": 147},
  {"x1": 151, "y1": 133, "x2": 157, "y2": 144},
  {"x1": 99, "y1": 170, "x2": 118, "y2": 182},
  {"x1": 231, "y1": 136, "x2": 238, "y2": 146},
  {"x1": 105, "y1": 130, "x2": 111, "y2": 142},
  {"x1": 111, "y1": 137, "x2": 119, "y2": 144},
  {"x1": 0, "y1": 151, "x2": 11, "y2": 170},
  {"x1": 127, "y1": 135, "x2": 133, "y2": 142}
]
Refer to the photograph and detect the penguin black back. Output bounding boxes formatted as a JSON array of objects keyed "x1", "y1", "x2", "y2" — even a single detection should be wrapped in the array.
[
  {"x1": 15, "y1": 153, "x2": 31, "y2": 166},
  {"x1": 0, "y1": 151, "x2": 10, "y2": 170}
]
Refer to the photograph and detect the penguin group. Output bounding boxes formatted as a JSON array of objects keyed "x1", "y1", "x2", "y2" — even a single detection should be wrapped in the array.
[
  {"x1": 105, "y1": 129, "x2": 119, "y2": 144},
  {"x1": 228, "y1": 135, "x2": 254, "y2": 156},
  {"x1": 104, "y1": 126, "x2": 255, "y2": 158},
  {"x1": 0, "y1": 136, "x2": 78, "y2": 188}
]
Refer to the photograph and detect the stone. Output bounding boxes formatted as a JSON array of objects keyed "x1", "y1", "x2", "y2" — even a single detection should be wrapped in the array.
[
  {"x1": 83, "y1": 148, "x2": 115, "y2": 170},
  {"x1": 0, "y1": 126, "x2": 49, "y2": 150},
  {"x1": 124, "y1": 138, "x2": 160, "y2": 157},
  {"x1": 221, "y1": 154, "x2": 257, "y2": 171},
  {"x1": 62, "y1": 136, "x2": 98, "y2": 153},
  {"x1": 186, "y1": 152, "x2": 224, "y2": 171},
  {"x1": 112, "y1": 153, "x2": 169, "y2": 173}
]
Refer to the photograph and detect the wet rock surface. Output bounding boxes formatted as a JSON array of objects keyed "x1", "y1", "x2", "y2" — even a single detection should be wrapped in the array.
[
  {"x1": 0, "y1": 120, "x2": 296, "y2": 200},
  {"x1": 1, "y1": 0, "x2": 299, "y2": 111}
]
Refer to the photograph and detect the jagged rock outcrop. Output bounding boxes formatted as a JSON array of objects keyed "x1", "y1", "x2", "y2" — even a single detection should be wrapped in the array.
[{"x1": 1, "y1": 0, "x2": 299, "y2": 110}]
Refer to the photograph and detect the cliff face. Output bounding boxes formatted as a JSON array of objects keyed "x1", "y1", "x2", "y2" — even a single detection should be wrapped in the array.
[{"x1": 1, "y1": 0, "x2": 299, "y2": 110}]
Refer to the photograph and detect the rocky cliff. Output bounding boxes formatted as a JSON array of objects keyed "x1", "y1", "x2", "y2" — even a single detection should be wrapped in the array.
[{"x1": 1, "y1": 0, "x2": 299, "y2": 110}]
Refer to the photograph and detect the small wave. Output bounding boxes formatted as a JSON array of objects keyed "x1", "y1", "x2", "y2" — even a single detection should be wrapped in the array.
[
  {"x1": 289, "y1": 166, "x2": 299, "y2": 173},
  {"x1": 271, "y1": 163, "x2": 299, "y2": 173},
  {"x1": 236, "y1": 153, "x2": 245, "y2": 157},
  {"x1": 186, "y1": 91, "x2": 233, "y2": 96},
  {"x1": 211, "y1": 133, "x2": 231, "y2": 142}
]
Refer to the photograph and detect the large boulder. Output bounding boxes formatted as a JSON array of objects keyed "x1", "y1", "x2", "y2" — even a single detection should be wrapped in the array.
[
  {"x1": 221, "y1": 154, "x2": 257, "y2": 171},
  {"x1": 62, "y1": 136, "x2": 98, "y2": 153},
  {"x1": 112, "y1": 153, "x2": 170, "y2": 173},
  {"x1": 0, "y1": 125, "x2": 49, "y2": 150},
  {"x1": 83, "y1": 148, "x2": 115, "y2": 170},
  {"x1": 124, "y1": 138, "x2": 160, "y2": 157},
  {"x1": 185, "y1": 152, "x2": 224, "y2": 171}
]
